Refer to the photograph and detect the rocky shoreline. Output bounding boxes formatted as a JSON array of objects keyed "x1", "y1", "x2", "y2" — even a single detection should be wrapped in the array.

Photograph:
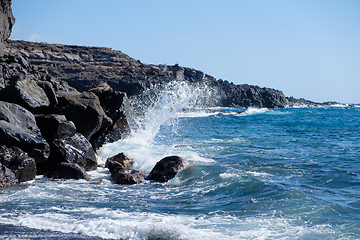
[{"x1": 0, "y1": 0, "x2": 347, "y2": 188}]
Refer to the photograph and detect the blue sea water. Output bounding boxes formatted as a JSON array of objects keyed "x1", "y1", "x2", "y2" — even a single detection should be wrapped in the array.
[{"x1": 0, "y1": 82, "x2": 359, "y2": 239}]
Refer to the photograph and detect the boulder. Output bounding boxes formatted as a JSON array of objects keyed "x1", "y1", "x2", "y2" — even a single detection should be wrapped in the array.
[
  {"x1": 105, "y1": 152, "x2": 133, "y2": 169},
  {"x1": 0, "y1": 120, "x2": 50, "y2": 163},
  {"x1": 0, "y1": 145, "x2": 36, "y2": 183},
  {"x1": 0, "y1": 77, "x2": 51, "y2": 113},
  {"x1": 147, "y1": 156, "x2": 186, "y2": 182},
  {"x1": 0, "y1": 101, "x2": 41, "y2": 135},
  {"x1": 88, "y1": 84, "x2": 131, "y2": 149},
  {"x1": 105, "y1": 152, "x2": 145, "y2": 185},
  {"x1": 36, "y1": 81, "x2": 58, "y2": 109},
  {"x1": 0, "y1": 162, "x2": 17, "y2": 188},
  {"x1": 0, "y1": 101, "x2": 50, "y2": 163},
  {"x1": 10, "y1": 156, "x2": 36, "y2": 183},
  {"x1": 110, "y1": 168, "x2": 146, "y2": 185},
  {"x1": 57, "y1": 91, "x2": 109, "y2": 140},
  {"x1": 38, "y1": 133, "x2": 97, "y2": 175},
  {"x1": 35, "y1": 114, "x2": 76, "y2": 142},
  {"x1": 87, "y1": 82, "x2": 114, "y2": 101},
  {"x1": 48, "y1": 162, "x2": 89, "y2": 180}
]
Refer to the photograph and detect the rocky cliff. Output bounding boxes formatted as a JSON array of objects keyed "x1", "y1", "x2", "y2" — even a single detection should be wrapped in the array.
[
  {"x1": 6, "y1": 40, "x2": 289, "y2": 108},
  {"x1": 0, "y1": 0, "x2": 14, "y2": 41}
]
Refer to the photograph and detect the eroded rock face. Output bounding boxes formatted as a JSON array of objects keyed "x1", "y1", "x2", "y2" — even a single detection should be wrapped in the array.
[
  {"x1": 147, "y1": 156, "x2": 186, "y2": 182},
  {"x1": 0, "y1": 0, "x2": 15, "y2": 42},
  {"x1": 5, "y1": 40, "x2": 292, "y2": 109}
]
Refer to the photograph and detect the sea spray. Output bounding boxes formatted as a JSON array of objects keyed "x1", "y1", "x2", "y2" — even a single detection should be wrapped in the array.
[{"x1": 98, "y1": 81, "x2": 217, "y2": 170}]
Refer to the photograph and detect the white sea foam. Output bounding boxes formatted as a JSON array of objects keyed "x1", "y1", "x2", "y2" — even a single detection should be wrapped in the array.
[
  {"x1": 242, "y1": 107, "x2": 268, "y2": 115},
  {"x1": 0, "y1": 209, "x2": 336, "y2": 240}
]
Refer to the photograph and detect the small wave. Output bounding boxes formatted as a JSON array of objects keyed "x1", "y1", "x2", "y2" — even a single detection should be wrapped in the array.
[
  {"x1": 241, "y1": 108, "x2": 268, "y2": 115},
  {"x1": 0, "y1": 210, "x2": 338, "y2": 240}
]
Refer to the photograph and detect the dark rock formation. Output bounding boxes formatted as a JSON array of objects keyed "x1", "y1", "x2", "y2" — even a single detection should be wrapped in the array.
[
  {"x1": 57, "y1": 91, "x2": 109, "y2": 140},
  {"x1": 105, "y1": 152, "x2": 133, "y2": 169},
  {"x1": 5, "y1": 40, "x2": 290, "y2": 108},
  {"x1": 48, "y1": 162, "x2": 89, "y2": 180},
  {"x1": 110, "y1": 168, "x2": 146, "y2": 185},
  {"x1": 38, "y1": 133, "x2": 97, "y2": 175},
  {"x1": 105, "y1": 153, "x2": 146, "y2": 185},
  {"x1": 147, "y1": 156, "x2": 186, "y2": 182},
  {"x1": 35, "y1": 114, "x2": 76, "y2": 143},
  {"x1": 0, "y1": 101, "x2": 50, "y2": 163},
  {"x1": 0, "y1": 77, "x2": 51, "y2": 113},
  {"x1": 87, "y1": 83, "x2": 131, "y2": 149},
  {"x1": 0, "y1": 0, "x2": 14, "y2": 59},
  {"x1": 0, "y1": 162, "x2": 17, "y2": 187},
  {"x1": 0, "y1": 145, "x2": 36, "y2": 183}
]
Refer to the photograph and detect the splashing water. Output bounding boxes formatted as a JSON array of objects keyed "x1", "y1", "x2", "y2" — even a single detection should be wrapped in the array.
[
  {"x1": 130, "y1": 81, "x2": 218, "y2": 141},
  {"x1": 97, "y1": 81, "x2": 217, "y2": 170}
]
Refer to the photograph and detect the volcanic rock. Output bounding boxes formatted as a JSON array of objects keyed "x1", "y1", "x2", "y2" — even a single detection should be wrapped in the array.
[
  {"x1": 48, "y1": 162, "x2": 89, "y2": 180},
  {"x1": 0, "y1": 77, "x2": 51, "y2": 113},
  {"x1": 0, "y1": 145, "x2": 36, "y2": 183},
  {"x1": 110, "y1": 168, "x2": 146, "y2": 185},
  {"x1": 105, "y1": 153, "x2": 146, "y2": 185},
  {"x1": 88, "y1": 83, "x2": 131, "y2": 149},
  {"x1": 0, "y1": 101, "x2": 50, "y2": 163},
  {"x1": 57, "y1": 91, "x2": 109, "y2": 140},
  {"x1": 0, "y1": 162, "x2": 17, "y2": 188},
  {"x1": 105, "y1": 152, "x2": 133, "y2": 169},
  {"x1": 38, "y1": 133, "x2": 97, "y2": 175},
  {"x1": 0, "y1": 0, "x2": 15, "y2": 42},
  {"x1": 35, "y1": 114, "x2": 76, "y2": 142},
  {"x1": 147, "y1": 156, "x2": 186, "y2": 182}
]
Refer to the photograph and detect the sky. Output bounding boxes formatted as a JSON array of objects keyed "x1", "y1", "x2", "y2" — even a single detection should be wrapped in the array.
[{"x1": 9, "y1": 0, "x2": 360, "y2": 104}]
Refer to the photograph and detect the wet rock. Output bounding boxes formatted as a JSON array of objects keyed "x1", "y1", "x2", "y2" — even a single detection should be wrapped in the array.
[
  {"x1": 0, "y1": 145, "x2": 36, "y2": 183},
  {"x1": 10, "y1": 156, "x2": 36, "y2": 183},
  {"x1": 0, "y1": 120, "x2": 50, "y2": 164},
  {"x1": 105, "y1": 153, "x2": 145, "y2": 185},
  {"x1": 0, "y1": 101, "x2": 50, "y2": 163},
  {"x1": 35, "y1": 114, "x2": 76, "y2": 142},
  {"x1": 88, "y1": 84, "x2": 131, "y2": 149},
  {"x1": 147, "y1": 156, "x2": 186, "y2": 182},
  {"x1": 38, "y1": 133, "x2": 97, "y2": 175},
  {"x1": 110, "y1": 168, "x2": 146, "y2": 185},
  {"x1": 0, "y1": 162, "x2": 17, "y2": 188},
  {"x1": 48, "y1": 162, "x2": 89, "y2": 180},
  {"x1": 105, "y1": 152, "x2": 133, "y2": 169},
  {"x1": 58, "y1": 91, "x2": 109, "y2": 140}
]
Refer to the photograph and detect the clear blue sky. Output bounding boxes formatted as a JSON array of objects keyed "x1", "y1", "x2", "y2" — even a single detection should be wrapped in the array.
[{"x1": 10, "y1": 0, "x2": 360, "y2": 104}]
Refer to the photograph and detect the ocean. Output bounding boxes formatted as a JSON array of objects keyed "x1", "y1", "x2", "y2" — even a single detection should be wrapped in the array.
[{"x1": 0, "y1": 82, "x2": 359, "y2": 239}]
